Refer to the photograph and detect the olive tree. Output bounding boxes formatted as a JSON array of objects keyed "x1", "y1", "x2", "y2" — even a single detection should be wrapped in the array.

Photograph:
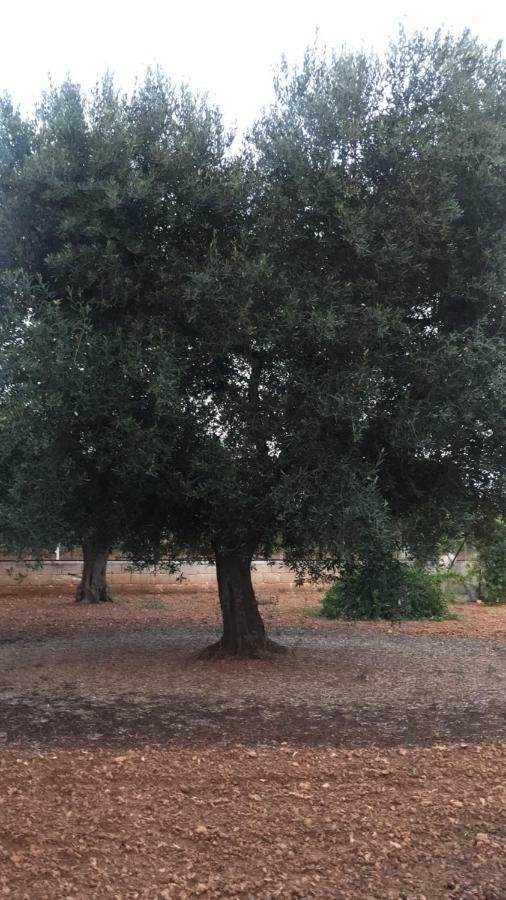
[
  {"x1": 139, "y1": 31, "x2": 505, "y2": 655},
  {"x1": 0, "y1": 72, "x2": 230, "y2": 600}
]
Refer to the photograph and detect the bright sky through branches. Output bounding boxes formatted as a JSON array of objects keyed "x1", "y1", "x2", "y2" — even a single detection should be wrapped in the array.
[{"x1": 1, "y1": 0, "x2": 504, "y2": 131}]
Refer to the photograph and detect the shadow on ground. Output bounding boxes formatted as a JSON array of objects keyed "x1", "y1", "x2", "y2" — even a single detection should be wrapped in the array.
[{"x1": 1, "y1": 624, "x2": 505, "y2": 749}]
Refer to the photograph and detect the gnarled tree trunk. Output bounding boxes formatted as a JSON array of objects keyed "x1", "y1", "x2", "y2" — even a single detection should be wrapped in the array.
[
  {"x1": 75, "y1": 541, "x2": 112, "y2": 604},
  {"x1": 200, "y1": 549, "x2": 286, "y2": 659}
]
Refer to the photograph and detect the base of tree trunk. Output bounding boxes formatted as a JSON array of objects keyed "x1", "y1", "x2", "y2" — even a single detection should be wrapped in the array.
[
  {"x1": 198, "y1": 635, "x2": 288, "y2": 660},
  {"x1": 75, "y1": 588, "x2": 113, "y2": 604},
  {"x1": 200, "y1": 549, "x2": 288, "y2": 659},
  {"x1": 75, "y1": 542, "x2": 112, "y2": 604}
]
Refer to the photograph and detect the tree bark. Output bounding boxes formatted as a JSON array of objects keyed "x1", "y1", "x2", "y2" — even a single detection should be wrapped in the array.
[
  {"x1": 200, "y1": 549, "x2": 287, "y2": 659},
  {"x1": 75, "y1": 541, "x2": 112, "y2": 604}
]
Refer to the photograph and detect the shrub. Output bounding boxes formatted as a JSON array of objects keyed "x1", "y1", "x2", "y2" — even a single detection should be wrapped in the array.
[
  {"x1": 322, "y1": 557, "x2": 449, "y2": 621},
  {"x1": 475, "y1": 520, "x2": 506, "y2": 605}
]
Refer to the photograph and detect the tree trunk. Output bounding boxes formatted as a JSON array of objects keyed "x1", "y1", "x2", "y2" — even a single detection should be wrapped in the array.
[
  {"x1": 75, "y1": 541, "x2": 112, "y2": 604},
  {"x1": 200, "y1": 550, "x2": 287, "y2": 659}
]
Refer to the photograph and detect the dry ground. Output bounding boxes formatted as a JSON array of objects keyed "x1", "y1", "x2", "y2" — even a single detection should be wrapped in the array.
[
  {"x1": 1, "y1": 588, "x2": 506, "y2": 639},
  {"x1": 0, "y1": 590, "x2": 505, "y2": 899}
]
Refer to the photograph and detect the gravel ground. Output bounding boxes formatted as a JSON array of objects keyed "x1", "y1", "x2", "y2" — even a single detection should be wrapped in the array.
[
  {"x1": 0, "y1": 592, "x2": 505, "y2": 899},
  {"x1": 0, "y1": 744, "x2": 505, "y2": 899},
  {"x1": 1, "y1": 624, "x2": 505, "y2": 749}
]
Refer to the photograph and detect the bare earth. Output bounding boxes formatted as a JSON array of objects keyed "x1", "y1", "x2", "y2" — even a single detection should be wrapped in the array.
[{"x1": 0, "y1": 590, "x2": 505, "y2": 899}]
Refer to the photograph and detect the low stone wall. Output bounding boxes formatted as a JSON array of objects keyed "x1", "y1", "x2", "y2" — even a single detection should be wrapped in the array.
[
  {"x1": 0, "y1": 556, "x2": 479, "y2": 599},
  {"x1": 0, "y1": 559, "x2": 320, "y2": 595}
]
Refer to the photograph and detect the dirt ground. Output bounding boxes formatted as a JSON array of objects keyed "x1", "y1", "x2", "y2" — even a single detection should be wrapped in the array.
[
  {"x1": 0, "y1": 590, "x2": 505, "y2": 899},
  {"x1": 1, "y1": 588, "x2": 506, "y2": 639}
]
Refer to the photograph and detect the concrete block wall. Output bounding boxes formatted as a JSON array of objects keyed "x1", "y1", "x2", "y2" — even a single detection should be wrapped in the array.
[
  {"x1": 0, "y1": 559, "x2": 320, "y2": 595},
  {"x1": 1, "y1": 555, "x2": 479, "y2": 598}
]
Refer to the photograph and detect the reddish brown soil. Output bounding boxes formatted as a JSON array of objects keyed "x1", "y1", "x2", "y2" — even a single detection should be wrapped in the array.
[
  {"x1": 1, "y1": 745, "x2": 505, "y2": 899},
  {"x1": 0, "y1": 592, "x2": 505, "y2": 899},
  {"x1": 1, "y1": 589, "x2": 505, "y2": 639}
]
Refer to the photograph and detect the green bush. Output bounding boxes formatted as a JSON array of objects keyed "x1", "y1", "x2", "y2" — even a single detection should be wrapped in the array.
[
  {"x1": 322, "y1": 557, "x2": 449, "y2": 621},
  {"x1": 475, "y1": 520, "x2": 506, "y2": 605}
]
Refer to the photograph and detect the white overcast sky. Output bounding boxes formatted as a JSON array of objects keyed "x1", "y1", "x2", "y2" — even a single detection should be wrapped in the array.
[{"x1": 1, "y1": 0, "x2": 504, "y2": 131}]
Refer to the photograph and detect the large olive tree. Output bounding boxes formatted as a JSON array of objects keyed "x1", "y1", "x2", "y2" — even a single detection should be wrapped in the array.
[{"x1": 138, "y1": 31, "x2": 505, "y2": 655}]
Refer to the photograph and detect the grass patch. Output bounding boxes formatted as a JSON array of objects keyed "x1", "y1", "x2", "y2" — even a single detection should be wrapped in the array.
[
  {"x1": 444, "y1": 611, "x2": 461, "y2": 622},
  {"x1": 142, "y1": 599, "x2": 166, "y2": 610},
  {"x1": 303, "y1": 606, "x2": 323, "y2": 618}
]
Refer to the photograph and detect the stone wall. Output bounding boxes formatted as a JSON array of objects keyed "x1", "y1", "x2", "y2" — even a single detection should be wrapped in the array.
[
  {"x1": 0, "y1": 555, "x2": 480, "y2": 599},
  {"x1": 0, "y1": 559, "x2": 319, "y2": 595}
]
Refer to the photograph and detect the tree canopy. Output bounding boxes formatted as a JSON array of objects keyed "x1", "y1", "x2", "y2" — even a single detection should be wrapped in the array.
[
  {"x1": 0, "y1": 30, "x2": 505, "y2": 651},
  {"x1": 0, "y1": 72, "x2": 232, "y2": 600}
]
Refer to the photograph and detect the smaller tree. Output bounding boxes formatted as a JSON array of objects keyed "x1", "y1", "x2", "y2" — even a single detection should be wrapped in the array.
[
  {"x1": 0, "y1": 71, "x2": 229, "y2": 600},
  {"x1": 0, "y1": 277, "x2": 178, "y2": 602}
]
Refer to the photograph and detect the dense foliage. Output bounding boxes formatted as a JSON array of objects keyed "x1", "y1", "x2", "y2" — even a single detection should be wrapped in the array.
[
  {"x1": 474, "y1": 520, "x2": 506, "y2": 604},
  {"x1": 0, "y1": 73, "x2": 230, "y2": 599},
  {"x1": 321, "y1": 558, "x2": 449, "y2": 621},
  {"x1": 0, "y1": 30, "x2": 504, "y2": 648}
]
